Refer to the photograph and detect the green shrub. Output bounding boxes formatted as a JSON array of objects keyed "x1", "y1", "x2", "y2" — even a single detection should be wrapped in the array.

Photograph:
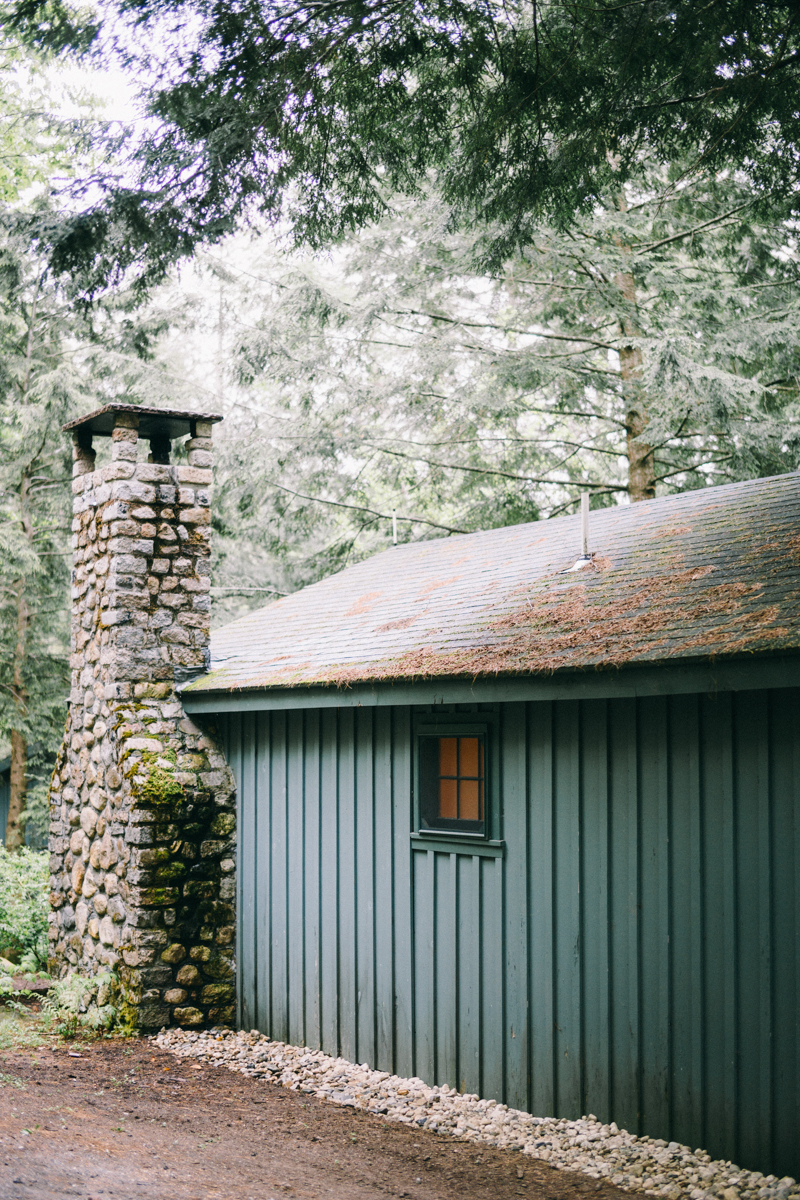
[
  {"x1": 42, "y1": 972, "x2": 119, "y2": 1038},
  {"x1": 0, "y1": 848, "x2": 49, "y2": 972}
]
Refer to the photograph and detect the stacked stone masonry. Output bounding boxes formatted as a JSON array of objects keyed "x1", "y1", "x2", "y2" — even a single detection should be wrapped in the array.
[{"x1": 48, "y1": 409, "x2": 236, "y2": 1031}]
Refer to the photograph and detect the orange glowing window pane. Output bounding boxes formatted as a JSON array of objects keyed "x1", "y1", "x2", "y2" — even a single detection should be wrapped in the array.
[
  {"x1": 459, "y1": 779, "x2": 481, "y2": 821},
  {"x1": 439, "y1": 777, "x2": 458, "y2": 819},
  {"x1": 439, "y1": 737, "x2": 458, "y2": 777},
  {"x1": 460, "y1": 737, "x2": 480, "y2": 777},
  {"x1": 435, "y1": 736, "x2": 485, "y2": 823}
]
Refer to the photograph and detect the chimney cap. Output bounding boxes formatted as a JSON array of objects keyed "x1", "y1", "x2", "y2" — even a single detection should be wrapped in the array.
[{"x1": 63, "y1": 403, "x2": 223, "y2": 440}]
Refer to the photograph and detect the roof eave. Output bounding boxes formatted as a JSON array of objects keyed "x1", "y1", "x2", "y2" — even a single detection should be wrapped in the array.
[{"x1": 180, "y1": 649, "x2": 800, "y2": 715}]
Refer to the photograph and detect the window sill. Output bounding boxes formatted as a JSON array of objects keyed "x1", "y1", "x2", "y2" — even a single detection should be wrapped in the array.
[{"x1": 410, "y1": 833, "x2": 506, "y2": 858}]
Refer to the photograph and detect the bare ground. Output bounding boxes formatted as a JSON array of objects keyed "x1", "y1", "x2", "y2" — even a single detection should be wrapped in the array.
[{"x1": 0, "y1": 1036, "x2": 634, "y2": 1200}]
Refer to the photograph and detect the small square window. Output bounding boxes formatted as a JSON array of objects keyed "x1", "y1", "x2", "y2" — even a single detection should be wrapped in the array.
[{"x1": 419, "y1": 734, "x2": 486, "y2": 835}]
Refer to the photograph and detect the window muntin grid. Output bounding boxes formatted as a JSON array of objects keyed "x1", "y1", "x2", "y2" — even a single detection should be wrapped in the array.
[
  {"x1": 418, "y1": 733, "x2": 487, "y2": 836},
  {"x1": 437, "y1": 736, "x2": 484, "y2": 822}
]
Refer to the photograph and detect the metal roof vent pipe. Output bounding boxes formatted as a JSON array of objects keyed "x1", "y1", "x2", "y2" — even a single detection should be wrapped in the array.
[{"x1": 565, "y1": 492, "x2": 595, "y2": 571}]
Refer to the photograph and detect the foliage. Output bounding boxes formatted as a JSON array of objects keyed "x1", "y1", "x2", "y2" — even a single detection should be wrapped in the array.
[
  {"x1": 0, "y1": 23, "x2": 103, "y2": 231},
  {"x1": 0, "y1": 203, "x2": 205, "y2": 838},
  {"x1": 0, "y1": 230, "x2": 74, "y2": 813},
  {"x1": 0, "y1": 967, "x2": 31, "y2": 1016},
  {"x1": 0, "y1": 40, "x2": 116, "y2": 837},
  {"x1": 41, "y1": 970, "x2": 120, "y2": 1037},
  {"x1": 185, "y1": 167, "x2": 800, "y2": 612},
  {"x1": 0, "y1": 27, "x2": 205, "y2": 835},
  {"x1": 0, "y1": 1065, "x2": 27, "y2": 1082},
  {"x1": 20, "y1": 748, "x2": 56, "y2": 847},
  {"x1": 0, "y1": 846, "x2": 48, "y2": 968},
  {"x1": 3, "y1": 0, "x2": 99, "y2": 56},
  {"x1": 0, "y1": 1008, "x2": 48, "y2": 1049},
  {"x1": 10, "y1": 0, "x2": 800, "y2": 286}
]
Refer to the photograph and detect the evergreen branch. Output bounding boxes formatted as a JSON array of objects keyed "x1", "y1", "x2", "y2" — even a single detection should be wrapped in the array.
[
  {"x1": 764, "y1": 377, "x2": 800, "y2": 390},
  {"x1": 645, "y1": 413, "x2": 692, "y2": 456},
  {"x1": 363, "y1": 435, "x2": 624, "y2": 456},
  {"x1": 631, "y1": 49, "x2": 800, "y2": 114},
  {"x1": 516, "y1": 401, "x2": 628, "y2": 428},
  {"x1": 651, "y1": 457, "x2": 733, "y2": 484},
  {"x1": 636, "y1": 200, "x2": 758, "y2": 254},
  {"x1": 371, "y1": 445, "x2": 627, "y2": 491},
  {"x1": 388, "y1": 308, "x2": 618, "y2": 350},
  {"x1": 268, "y1": 481, "x2": 470, "y2": 535},
  {"x1": 545, "y1": 488, "x2": 621, "y2": 519}
]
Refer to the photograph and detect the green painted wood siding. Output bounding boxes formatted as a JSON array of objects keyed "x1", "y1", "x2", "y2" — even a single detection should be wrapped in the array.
[{"x1": 221, "y1": 688, "x2": 800, "y2": 1178}]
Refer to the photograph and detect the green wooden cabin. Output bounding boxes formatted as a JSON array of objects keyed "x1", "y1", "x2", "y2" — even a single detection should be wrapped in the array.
[{"x1": 183, "y1": 474, "x2": 800, "y2": 1178}]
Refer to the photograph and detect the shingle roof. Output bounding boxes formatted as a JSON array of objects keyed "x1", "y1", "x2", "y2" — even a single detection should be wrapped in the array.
[{"x1": 184, "y1": 472, "x2": 800, "y2": 695}]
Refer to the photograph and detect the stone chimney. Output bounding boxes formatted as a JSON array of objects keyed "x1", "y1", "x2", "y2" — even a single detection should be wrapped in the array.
[{"x1": 48, "y1": 405, "x2": 236, "y2": 1031}]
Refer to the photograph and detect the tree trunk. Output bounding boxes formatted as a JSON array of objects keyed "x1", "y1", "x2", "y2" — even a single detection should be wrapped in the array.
[
  {"x1": 6, "y1": 729, "x2": 27, "y2": 852},
  {"x1": 6, "y1": 489, "x2": 31, "y2": 850},
  {"x1": 5, "y1": 282, "x2": 41, "y2": 850},
  {"x1": 615, "y1": 268, "x2": 655, "y2": 502}
]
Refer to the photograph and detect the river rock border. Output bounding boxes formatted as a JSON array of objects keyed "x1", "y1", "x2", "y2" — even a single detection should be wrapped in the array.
[{"x1": 155, "y1": 1029, "x2": 798, "y2": 1200}]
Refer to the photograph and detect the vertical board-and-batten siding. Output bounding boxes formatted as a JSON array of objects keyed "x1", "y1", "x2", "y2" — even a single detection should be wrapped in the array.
[{"x1": 222, "y1": 688, "x2": 800, "y2": 1179}]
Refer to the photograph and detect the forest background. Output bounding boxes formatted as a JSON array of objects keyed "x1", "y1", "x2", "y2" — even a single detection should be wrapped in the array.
[{"x1": 1, "y1": 0, "x2": 800, "y2": 847}]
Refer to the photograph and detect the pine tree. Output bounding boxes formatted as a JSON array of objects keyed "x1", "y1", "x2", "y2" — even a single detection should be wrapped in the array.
[
  {"x1": 190, "y1": 165, "x2": 800, "y2": 608},
  {"x1": 0, "y1": 233, "x2": 73, "y2": 847},
  {"x1": 10, "y1": 0, "x2": 800, "y2": 285},
  {"x1": 0, "y1": 31, "x2": 206, "y2": 844}
]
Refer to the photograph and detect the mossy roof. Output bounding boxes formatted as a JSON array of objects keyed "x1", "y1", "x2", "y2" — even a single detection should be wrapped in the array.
[{"x1": 184, "y1": 472, "x2": 800, "y2": 695}]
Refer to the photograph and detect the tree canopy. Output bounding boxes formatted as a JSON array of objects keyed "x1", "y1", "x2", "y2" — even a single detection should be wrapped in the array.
[
  {"x1": 0, "y1": 208, "x2": 199, "y2": 844},
  {"x1": 168, "y1": 163, "x2": 799, "y2": 619},
  {"x1": 0, "y1": 32, "x2": 203, "y2": 842},
  {"x1": 7, "y1": 0, "x2": 800, "y2": 285}
]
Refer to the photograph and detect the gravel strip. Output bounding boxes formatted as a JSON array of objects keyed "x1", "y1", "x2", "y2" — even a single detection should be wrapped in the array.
[{"x1": 155, "y1": 1028, "x2": 798, "y2": 1200}]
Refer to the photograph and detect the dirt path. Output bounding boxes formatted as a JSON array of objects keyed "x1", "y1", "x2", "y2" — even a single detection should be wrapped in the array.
[{"x1": 0, "y1": 1038, "x2": 633, "y2": 1200}]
